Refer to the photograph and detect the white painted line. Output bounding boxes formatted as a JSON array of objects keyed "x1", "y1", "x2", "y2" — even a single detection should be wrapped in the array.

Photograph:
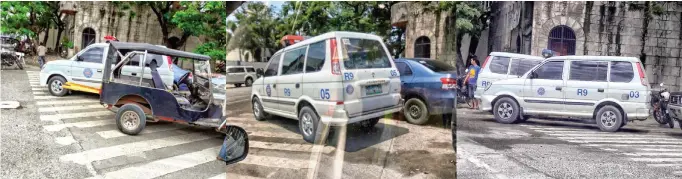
[
  {"x1": 525, "y1": 127, "x2": 590, "y2": 131},
  {"x1": 34, "y1": 95, "x2": 85, "y2": 100},
  {"x1": 36, "y1": 99, "x2": 99, "y2": 105},
  {"x1": 567, "y1": 140, "x2": 682, "y2": 144},
  {"x1": 39, "y1": 104, "x2": 104, "y2": 113},
  {"x1": 546, "y1": 133, "x2": 673, "y2": 138},
  {"x1": 674, "y1": 171, "x2": 682, "y2": 176},
  {"x1": 637, "y1": 148, "x2": 682, "y2": 152},
  {"x1": 40, "y1": 111, "x2": 113, "y2": 122},
  {"x1": 226, "y1": 98, "x2": 250, "y2": 105},
  {"x1": 60, "y1": 133, "x2": 217, "y2": 165},
  {"x1": 624, "y1": 152, "x2": 682, "y2": 157},
  {"x1": 239, "y1": 154, "x2": 310, "y2": 169},
  {"x1": 599, "y1": 148, "x2": 618, "y2": 151},
  {"x1": 535, "y1": 130, "x2": 669, "y2": 135},
  {"x1": 43, "y1": 120, "x2": 115, "y2": 132},
  {"x1": 32, "y1": 91, "x2": 48, "y2": 95},
  {"x1": 649, "y1": 164, "x2": 682, "y2": 167},
  {"x1": 559, "y1": 137, "x2": 682, "y2": 141},
  {"x1": 250, "y1": 141, "x2": 334, "y2": 154},
  {"x1": 207, "y1": 173, "x2": 265, "y2": 179},
  {"x1": 86, "y1": 146, "x2": 222, "y2": 179},
  {"x1": 583, "y1": 144, "x2": 682, "y2": 148},
  {"x1": 630, "y1": 157, "x2": 682, "y2": 162},
  {"x1": 32, "y1": 88, "x2": 47, "y2": 91},
  {"x1": 55, "y1": 136, "x2": 77, "y2": 146},
  {"x1": 456, "y1": 148, "x2": 509, "y2": 179},
  {"x1": 96, "y1": 125, "x2": 186, "y2": 139},
  {"x1": 248, "y1": 130, "x2": 301, "y2": 140}
]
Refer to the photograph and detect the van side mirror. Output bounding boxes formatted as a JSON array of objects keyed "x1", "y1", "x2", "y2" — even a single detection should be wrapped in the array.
[
  {"x1": 76, "y1": 55, "x2": 84, "y2": 61},
  {"x1": 529, "y1": 72, "x2": 538, "y2": 79},
  {"x1": 218, "y1": 125, "x2": 249, "y2": 165},
  {"x1": 256, "y1": 68, "x2": 264, "y2": 78}
]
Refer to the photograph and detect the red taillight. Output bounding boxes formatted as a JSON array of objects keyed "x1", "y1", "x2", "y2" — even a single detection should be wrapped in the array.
[
  {"x1": 336, "y1": 101, "x2": 344, "y2": 105},
  {"x1": 166, "y1": 56, "x2": 173, "y2": 72},
  {"x1": 481, "y1": 56, "x2": 491, "y2": 69},
  {"x1": 636, "y1": 62, "x2": 647, "y2": 86},
  {"x1": 441, "y1": 78, "x2": 457, "y2": 90},
  {"x1": 329, "y1": 38, "x2": 341, "y2": 75}
]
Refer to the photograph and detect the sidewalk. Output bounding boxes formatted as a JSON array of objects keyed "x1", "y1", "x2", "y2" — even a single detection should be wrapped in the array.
[{"x1": 24, "y1": 54, "x2": 63, "y2": 66}]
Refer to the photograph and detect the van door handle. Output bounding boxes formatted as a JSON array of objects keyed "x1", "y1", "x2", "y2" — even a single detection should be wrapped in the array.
[
  {"x1": 97, "y1": 69, "x2": 102, "y2": 72},
  {"x1": 555, "y1": 87, "x2": 562, "y2": 91},
  {"x1": 295, "y1": 83, "x2": 300, "y2": 88},
  {"x1": 598, "y1": 88, "x2": 605, "y2": 92},
  {"x1": 273, "y1": 84, "x2": 276, "y2": 88},
  {"x1": 131, "y1": 73, "x2": 137, "y2": 76}
]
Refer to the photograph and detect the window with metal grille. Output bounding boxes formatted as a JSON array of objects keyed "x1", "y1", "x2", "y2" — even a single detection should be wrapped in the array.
[
  {"x1": 414, "y1": 36, "x2": 431, "y2": 58},
  {"x1": 547, "y1": 25, "x2": 576, "y2": 56},
  {"x1": 82, "y1": 28, "x2": 96, "y2": 48}
]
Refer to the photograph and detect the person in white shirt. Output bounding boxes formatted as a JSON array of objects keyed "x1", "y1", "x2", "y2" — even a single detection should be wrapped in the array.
[{"x1": 37, "y1": 42, "x2": 46, "y2": 69}]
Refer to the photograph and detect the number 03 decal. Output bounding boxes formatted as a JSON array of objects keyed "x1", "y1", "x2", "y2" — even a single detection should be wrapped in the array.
[
  {"x1": 320, "y1": 89, "x2": 331, "y2": 99},
  {"x1": 629, "y1": 91, "x2": 640, "y2": 98}
]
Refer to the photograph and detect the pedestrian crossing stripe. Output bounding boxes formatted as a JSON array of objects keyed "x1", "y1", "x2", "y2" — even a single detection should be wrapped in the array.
[
  {"x1": 43, "y1": 119, "x2": 115, "y2": 132},
  {"x1": 39, "y1": 104, "x2": 105, "y2": 113},
  {"x1": 40, "y1": 111, "x2": 113, "y2": 122},
  {"x1": 36, "y1": 99, "x2": 99, "y2": 105},
  {"x1": 96, "y1": 125, "x2": 187, "y2": 139}
]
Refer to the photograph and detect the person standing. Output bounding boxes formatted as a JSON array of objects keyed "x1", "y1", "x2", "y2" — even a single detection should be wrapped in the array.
[
  {"x1": 37, "y1": 42, "x2": 47, "y2": 69},
  {"x1": 463, "y1": 56, "x2": 481, "y2": 109}
]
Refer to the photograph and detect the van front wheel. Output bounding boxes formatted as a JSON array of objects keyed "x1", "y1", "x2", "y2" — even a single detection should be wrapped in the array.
[
  {"x1": 595, "y1": 105, "x2": 623, "y2": 132},
  {"x1": 493, "y1": 97, "x2": 520, "y2": 124}
]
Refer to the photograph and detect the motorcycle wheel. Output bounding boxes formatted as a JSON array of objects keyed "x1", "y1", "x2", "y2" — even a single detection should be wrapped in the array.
[
  {"x1": 16, "y1": 61, "x2": 23, "y2": 70},
  {"x1": 666, "y1": 114, "x2": 675, "y2": 129},
  {"x1": 653, "y1": 109, "x2": 668, "y2": 124}
]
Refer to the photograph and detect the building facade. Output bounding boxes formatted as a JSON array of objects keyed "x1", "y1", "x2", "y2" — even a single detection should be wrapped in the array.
[{"x1": 393, "y1": 1, "x2": 682, "y2": 90}]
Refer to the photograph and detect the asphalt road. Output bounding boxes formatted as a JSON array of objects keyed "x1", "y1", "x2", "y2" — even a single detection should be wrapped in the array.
[
  {"x1": 1, "y1": 66, "x2": 455, "y2": 179},
  {"x1": 456, "y1": 107, "x2": 682, "y2": 179}
]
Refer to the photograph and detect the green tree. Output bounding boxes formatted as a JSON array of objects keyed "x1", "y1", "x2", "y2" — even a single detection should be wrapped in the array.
[
  {"x1": 228, "y1": 2, "x2": 278, "y2": 62},
  {"x1": 172, "y1": 1, "x2": 227, "y2": 62},
  {"x1": 1, "y1": 2, "x2": 54, "y2": 53}
]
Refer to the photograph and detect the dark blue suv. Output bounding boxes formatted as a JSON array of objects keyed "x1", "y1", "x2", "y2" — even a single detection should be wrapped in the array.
[{"x1": 394, "y1": 58, "x2": 458, "y2": 125}]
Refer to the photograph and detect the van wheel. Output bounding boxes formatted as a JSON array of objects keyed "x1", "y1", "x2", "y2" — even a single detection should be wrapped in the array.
[
  {"x1": 595, "y1": 105, "x2": 623, "y2": 132},
  {"x1": 252, "y1": 97, "x2": 269, "y2": 121},
  {"x1": 404, "y1": 98, "x2": 429, "y2": 125},
  {"x1": 245, "y1": 78, "x2": 253, "y2": 87},
  {"x1": 48, "y1": 76, "x2": 68, "y2": 96},
  {"x1": 299, "y1": 106, "x2": 323, "y2": 143},
  {"x1": 493, "y1": 97, "x2": 520, "y2": 124},
  {"x1": 115, "y1": 104, "x2": 147, "y2": 135}
]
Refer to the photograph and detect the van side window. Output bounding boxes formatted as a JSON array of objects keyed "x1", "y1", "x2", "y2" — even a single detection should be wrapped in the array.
[
  {"x1": 489, "y1": 56, "x2": 510, "y2": 74},
  {"x1": 264, "y1": 54, "x2": 281, "y2": 77},
  {"x1": 535, "y1": 61, "x2": 564, "y2": 80},
  {"x1": 610, "y1": 61, "x2": 634, "y2": 82},
  {"x1": 246, "y1": 68, "x2": 255, "y2": 72},
  {"x1": 81, "y1": 47, "x2": 104, "y2": 63},
  {"x1": 395, "y1": 62, "x2": 412, "y2": 76},
  {"x1": 569, "y1": 61, "x2": 608, "y2": 82},
  {"x1": 281, "y1": 47, "x2": 306, "y2": 75},
  {"x1": 228, "y1": 67, "x2": 245, "y2": 73},
  {"x1": 305, "y1": 41, "x2": 326, "y2": 73},
  {"x1": 510, "y1": 59, "x2": 541, "y2": 76}
]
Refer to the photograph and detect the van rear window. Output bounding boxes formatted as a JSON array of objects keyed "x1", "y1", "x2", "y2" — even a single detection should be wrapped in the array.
[
  {"x1": 610, "y1": 61, "x2": 634, "y2": 82},
  {"x1": 510, "y1": 59, "x2": 542, "y2": 76},
  {"x1": 417, "y1": 60, "x2": 455, "y2": 72},
  {"x1": 341, "y1": 38, "x2": 392, "y2": 69},
  {"x1": 489, "y1": 56, "x2": 510, "y2": 74}
]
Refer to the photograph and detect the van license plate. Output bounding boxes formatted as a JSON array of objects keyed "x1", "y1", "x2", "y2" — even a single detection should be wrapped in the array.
[{"x1": 365, "y1": 85, "x2": 382, "y2": 95}]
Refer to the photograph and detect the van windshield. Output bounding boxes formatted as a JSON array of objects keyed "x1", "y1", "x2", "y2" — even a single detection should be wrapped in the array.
[{"x1": 341, "y1": 38, "x2": 392, "y2": 69}]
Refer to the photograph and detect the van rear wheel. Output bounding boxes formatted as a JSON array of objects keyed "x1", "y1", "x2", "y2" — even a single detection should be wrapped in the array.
[
  {"x1": 595, "y1": 105, "x2": 623, "y2": 132},
  {"x1": 299, "y1": 106, "x2": 323, "y2": 143},
  {"x1": 360, "y1": 117, "x2": 381, "y2": 130}
]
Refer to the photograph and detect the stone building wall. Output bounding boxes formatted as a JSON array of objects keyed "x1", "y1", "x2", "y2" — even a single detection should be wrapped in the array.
[
  {"x1": 403, "y1": 2, "x2": 448, "y2": 60},
  {"x1": 69, "y1": 2, "x2": 203, "y2": 52},
  {"x1": 530, "y1": 2, "x2": 682, "y2": 91}
]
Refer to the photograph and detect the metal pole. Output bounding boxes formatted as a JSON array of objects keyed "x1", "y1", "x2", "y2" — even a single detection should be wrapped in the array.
[{"x1": 139, "y1": 50, "x2": 147, "y2": 86}]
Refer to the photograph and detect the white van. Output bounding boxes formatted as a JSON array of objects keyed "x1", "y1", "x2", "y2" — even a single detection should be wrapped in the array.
[
  {"x1": 250, "y1": 31, "x2": 403, "y2": 143},
  {"x1": 479, "y1": 56, "x2": 650, "y2": 132},
  {"x1": 225, "y1": 66, "x2": 258, "y2": 87},
  {"x1": 475, "y1": 52, "x2": 544, "y2": 98},
  {"x1": 40, "y1": 43, "x2": 175, "y2": 96}
]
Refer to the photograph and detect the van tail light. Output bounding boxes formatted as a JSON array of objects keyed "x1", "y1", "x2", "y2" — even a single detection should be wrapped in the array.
[
  {"x1": 329, "y1": 38, "x2": 341, "y2": 75},
  {"x1": 166, "y1": 56, "x2": 173, "y2": 72},
  {"x1": 481, "y1": 56, "x2": 491, "y2": 69},
  {"x1": 441, "y1": 78, "x2": 457, "y2": 90},
  {"x1": 336, "y1": 101, "x2": 344, "y2": 105},
  {"x1": 636, "y1": 62, "x2": 647, "y2": 86}
]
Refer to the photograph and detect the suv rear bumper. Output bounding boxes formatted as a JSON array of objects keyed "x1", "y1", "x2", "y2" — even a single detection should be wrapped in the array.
[{"x1": 321, "y1": 99, "x2": 404, "y2": 126}]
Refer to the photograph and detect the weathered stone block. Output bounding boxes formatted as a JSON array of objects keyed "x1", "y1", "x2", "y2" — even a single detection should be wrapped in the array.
[
  {"x1": 663, "y1": 75, "x2": 680, "y2": 86},
  {"x1": 663, "y1": 66, "x2": 681, "y2": 76}
]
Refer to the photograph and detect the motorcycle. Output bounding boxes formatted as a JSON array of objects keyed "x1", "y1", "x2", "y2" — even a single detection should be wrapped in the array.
[
  {"x1": 1, "y1": 49, "x2": 24, "y2": 70},
  {"x1": 651, "y1": 83, "x2": 673, "y2": 128}
]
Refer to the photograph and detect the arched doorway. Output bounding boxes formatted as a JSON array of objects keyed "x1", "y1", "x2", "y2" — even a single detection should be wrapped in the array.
[
  {"x1": 414, "y1": 36, "x2": 431, "y2": 58},
  {"x1": 82, "y1": 28, "x2": 96, "y2": 48},
  {"x1": 547, "y1": 25, "x2": 576, "y2": 56}
]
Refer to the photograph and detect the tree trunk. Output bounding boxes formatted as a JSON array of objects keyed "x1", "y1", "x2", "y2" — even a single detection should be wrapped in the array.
[
  {"x1": 42, "y1": 28, "x2": 50, "y2": 47},
  {"x1": 455, "y1": 33, "x2": 465, "y2": 75},
  {"x1": 55, "y1": 28, "x2": 64, "y2": 54},
  {"x1": 468, "y1": 35, "x2": 480, "y2": 58}
]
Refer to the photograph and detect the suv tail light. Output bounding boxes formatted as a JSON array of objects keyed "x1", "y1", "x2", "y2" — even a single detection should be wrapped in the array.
[
  {"x1": 481, "y1": 56, "x2": 491, "y2": 69},
  {"x1": 330, "y1": 38, "x2": 341, "y2": 75},
  {"x1": 166, "y1": 56, "x2": 173, "y2": 72},
  {"x1": 441, "y1": 78, "x2": 457, "y2": 90},
  {"x1": 636, "y1": 62, "x2": 646, "y2": 86}
]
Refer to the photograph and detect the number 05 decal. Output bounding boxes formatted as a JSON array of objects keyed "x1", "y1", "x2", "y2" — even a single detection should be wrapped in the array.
[{"x1": 320, "y1": 89, "x2": 331, "y2": 99}]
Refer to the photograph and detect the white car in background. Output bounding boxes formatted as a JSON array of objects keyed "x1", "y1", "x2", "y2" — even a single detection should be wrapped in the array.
[{"x1": 224, "y1": 66, "x2": 258, "y2": 87}]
